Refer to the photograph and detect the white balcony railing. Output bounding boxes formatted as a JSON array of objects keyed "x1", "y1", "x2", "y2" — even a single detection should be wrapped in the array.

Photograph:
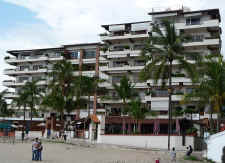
[
  {"x1": 4, "y1": 68, "x2": 48, "y2": 75},
  {"x1": 100, "y1": 32, "x2": 149, "y2": 41},
  {"x1": 4, "y1": 92, "x2": 19, "y2": 98},
  {"x1": 100, "y1": 65, "x2": 144, "y2": 72},
  {"x1": 3, "y1": 80, "x2": 47, "y2": 87},
  {"x1": 176, "y1": 19, "x2": 220, "y2": 30},
  {"x1": 5, "y1": 56, "x2": 49, "y2": 63},
  {"x1": 183, "y1": 38, "x2": 220, "y2": 47}
]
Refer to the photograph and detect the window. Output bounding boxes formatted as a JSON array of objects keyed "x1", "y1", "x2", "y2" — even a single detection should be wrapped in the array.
[
  {"x1": 19, "y1": 65, "x2": 29, "y2": 71},
  {"x1": 70, "y1": 51, "x2": 79, "y2": 59},
  {"x1": 186, "y1": 88, "x2": 194, "y2": 94},
  {"x1": 33, "y1": 65, "x2": 44, "y2": 70},
  {"x1": 191, "y1": 35, "x2": 204, "y2": 42},
  {"x1": 18, "y1": 76, "x2": 29, "y2": 83},
  {"x1": 83, "y1": 50, "x2": 96, "y2": 59},
  {"x1": 186, "y1": 17, "x2": 201, "y2": 25}
]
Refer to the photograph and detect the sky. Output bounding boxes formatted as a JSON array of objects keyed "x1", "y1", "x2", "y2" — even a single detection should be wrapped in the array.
[{"x1": 0, "y1": 0, "x2": 225, "y2": 91}]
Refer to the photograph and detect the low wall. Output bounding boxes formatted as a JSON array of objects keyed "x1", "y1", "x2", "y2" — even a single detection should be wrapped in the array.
[
  {"x1": 98, "y1": 135, "x2": 194, "y2": 150},
  {"x1": 15, "y1": 131, "x2": 42, "y2": 139}
]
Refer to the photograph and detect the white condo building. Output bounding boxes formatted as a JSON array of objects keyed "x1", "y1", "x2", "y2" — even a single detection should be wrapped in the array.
[{"x1": 2, "y1": 7, "x2": 222, "y2": 149}]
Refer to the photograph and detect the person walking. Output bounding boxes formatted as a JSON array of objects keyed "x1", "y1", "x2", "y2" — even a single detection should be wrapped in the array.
[
  {"x1": 186, "y1": 145, "x2": 193, "y2": 156},
  {"x1": 37, "y1": 141, "x2": 43, "y2": 161},
  {"x1": 63, "y1": 131, "x2": 67, "y2": 142},
  {"x1": 32, "y1": 138, "x2": 39, "y2": 161},
  {"x1": 170, "y1": 147, "x2": 176, "y2": 163}
]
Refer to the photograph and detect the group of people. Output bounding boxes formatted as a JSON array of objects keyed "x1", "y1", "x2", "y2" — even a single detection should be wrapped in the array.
[{"x1": 32, "y1": 138, "x2": 43, "y2": 161}]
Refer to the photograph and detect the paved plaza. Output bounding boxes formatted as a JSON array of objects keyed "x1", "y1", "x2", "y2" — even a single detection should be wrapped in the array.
[{"x1": 0, "y1": 142, "x2": 200, "y2": 163}]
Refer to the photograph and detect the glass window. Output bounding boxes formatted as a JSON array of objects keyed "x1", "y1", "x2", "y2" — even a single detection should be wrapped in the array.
[
  {"x1": 186, "y1": 17, "x2": 201, "y2": 25},
  {"x1": 83, "y1": 50, "x2": 96, "y2": 59},
  {"x1": 70, "y1": 51, "x2": 80, "y2": 59}
]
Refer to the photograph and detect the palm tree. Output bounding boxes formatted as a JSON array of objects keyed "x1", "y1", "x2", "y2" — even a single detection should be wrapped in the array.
[
  {"x1": 128, "y1": 99, "x2": 148, "y2": 133},
  {"x1": 47, "y1": 60, "x2": 76, "y2": 120},
  {"x1": 183, "y1": 55, "x2": 225, "y2": 132},
  {"x1": 12, "y1": 89, "x2": 29, "y2": 137},
  {"x1": 81, "y1": 76, "x2": 106, "y2": 116},
  {"x1": 112, "y1": 76, "x2": 137, "y2": 134},
  {"x1": 0, "y1": 90, "x2": 13, "y2": 117},
  {"x1": 22, "y1": 80, "x2": 43, "y2": 122},
  {"x1": 140, "y1": 20, "x2": 197, "y2": 150}
]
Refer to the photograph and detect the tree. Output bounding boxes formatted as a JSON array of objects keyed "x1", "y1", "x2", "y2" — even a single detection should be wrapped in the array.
[
  {"x1": 12, "y1": 89, "x2": 30, "y2": 137},
  {"x1": 112, "y1": 76, "x2": 137, "y2": 134},
  {"x1": 43, "y1": 60, "x2": 88, "y2": 128},
  {"x1": 81, "y1": 76, "x2": 107, "y2": 116},
  {"x1": 21, "y1": 80, "x2": 43, "y2": 122},
  {"x1": 47, "y1": 60, "x2": 76, "y2": 120},
  {"x1": 183, "y1": 55, "x2": 225, "y2": 132},
  {"x1": 140, "y1": 20, "x2": 197, "y2": 150},
  {"x1": 0, "y1": 90, "x2": 13, "y2": 117},
  {"x1": 128, "y1": 99, "x2": 148, "y2": 133}
]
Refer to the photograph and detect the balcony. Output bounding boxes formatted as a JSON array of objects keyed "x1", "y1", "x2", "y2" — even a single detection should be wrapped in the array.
[
  {"x1": 73, "y1": 71, "x2": 96, "y2": 77},
  {"x1": 5, "y1": 56, "x2": 48, "y2": 64},
  {"x1": 183, "y1": 38, "x2": 220, "y2": 47},
  {"x1": 176, "y1": 19, "x2": 220, "y2": 30},
  {"x1": 48, "y1": 56, "x2": 64, "y2": 61},
  {"x1": 100, "y1": 31, "x2": 149, "y2": 41},
  {"x1": 100, "y1": 65, "x2": 144, "y2": 73},
  {"x1": 4, "y1": 68, "x2": 48, "y2": 75},
  {"x1": 4, "y1": 92, "x2": 19, "y2": 98},
  {"x1": 3, "y1": 79, "x2": 47, "y2": 87},
  {"x1": 146, "y1": 77, "x2": 192, "y2": 86},
  {"x1": 104, "y1": 49, "x2": 141, "y2": 59}
]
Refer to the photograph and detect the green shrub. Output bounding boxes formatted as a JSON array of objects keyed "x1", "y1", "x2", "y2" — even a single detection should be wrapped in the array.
[
  {"x1": 186, "y1": 127, "x2": 198, "y2": 134},
  {"x1": 4, "y1": 56, "x2": 10, "y2": 60},
  {"x1": 184, "y1": 156, "x2": 201, "y2": 161}
]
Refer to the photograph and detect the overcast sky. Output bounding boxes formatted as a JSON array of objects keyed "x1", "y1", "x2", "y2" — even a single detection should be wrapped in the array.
[{"x1": 0, "y1": 0, "x2": 224, "y2": 91}]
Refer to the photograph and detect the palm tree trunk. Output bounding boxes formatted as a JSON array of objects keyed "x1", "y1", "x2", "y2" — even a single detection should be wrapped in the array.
[{"x1": 168, "y1": 60, "x2": 173, "y2": 151}]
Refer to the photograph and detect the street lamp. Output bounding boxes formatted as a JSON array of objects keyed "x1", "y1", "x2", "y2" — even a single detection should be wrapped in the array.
[{"x1": 168, "y1": 86, "x2": 173, "y2": 151}]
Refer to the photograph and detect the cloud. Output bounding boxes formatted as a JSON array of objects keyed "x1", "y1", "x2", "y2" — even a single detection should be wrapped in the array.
[
  {"x1": 1, "y1": 0, "x2": 224, "y2": 92},
  {"x1": 3, "y1": 0, "x2": 224, "y2": 44}
]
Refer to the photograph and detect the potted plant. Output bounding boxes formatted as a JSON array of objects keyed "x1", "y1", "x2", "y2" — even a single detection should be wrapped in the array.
[
  {"x1": 186, "y1": 127, "x2": 198, "y2": 136},
  {"x1": 124, "y1": 45, "x2": 130, "y2": 50},
  {"x1": 4, "y1": 56, "x2": 10, "y2": 60},
  {"x1": 99, "y1": 33, "x2": 108, "y2": 36}
]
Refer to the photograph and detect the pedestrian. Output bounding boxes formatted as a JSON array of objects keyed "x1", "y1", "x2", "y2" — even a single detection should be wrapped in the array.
[
  {"x1": 32, "y1": 138, "x2": 39, "y2": 161},
  {"x1": 37, "y1": 141, "x2": 43, "y2": 161},
  {"x1": 63, "y1": 132, "x2": 67, "y2": 142},
  {"x1": 170, "y1": 147, "x2": 176, "y2": 163},
  {"x1": 186, "y1": 145, "x2": 193, "y2": 156}
]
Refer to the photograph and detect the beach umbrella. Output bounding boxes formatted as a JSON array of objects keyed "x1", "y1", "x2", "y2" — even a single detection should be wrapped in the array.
[{"x1": 11, "y1": 124, "x2": 18, "y2": 128}]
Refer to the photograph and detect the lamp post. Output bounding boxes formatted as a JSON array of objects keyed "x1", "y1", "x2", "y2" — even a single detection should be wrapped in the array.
[{"x1": 168, "y1": 87, "x2": 173, "y2": 151}]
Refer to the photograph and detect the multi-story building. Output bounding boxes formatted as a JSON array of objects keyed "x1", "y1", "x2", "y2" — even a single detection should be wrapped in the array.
[
  {"x1": 3, "y1": 7, "x2": 222, "y2": 149},
  {"x1": 99, "y1": 8, "x2": 221, "y2": 136},
  {"x1": 3, "y1": 43, "x2": 107, "y2": 119}
]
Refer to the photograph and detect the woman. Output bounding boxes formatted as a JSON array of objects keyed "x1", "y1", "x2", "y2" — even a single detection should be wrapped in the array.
[{"x1": 37, "y1": 141, "x2": 43, "y2": 161}]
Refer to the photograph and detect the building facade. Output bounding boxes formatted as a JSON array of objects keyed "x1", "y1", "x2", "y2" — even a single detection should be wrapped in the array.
[
  {"x1": 3, "y1": 7, "x2": 222, "y2": 147},
  {"x1": 99, "y1": 8, "x2": 221, "y2": 136},
  {"x1": 3, "y1": 43, "x2": 107, "y2": 120}
]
